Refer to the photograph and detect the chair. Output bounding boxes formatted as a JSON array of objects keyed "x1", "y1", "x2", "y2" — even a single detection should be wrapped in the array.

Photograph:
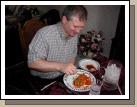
[
  {"x1": 18, "y1": 18, "x2": 45, "y2": 61},
  {"x1": 18, "y1": 19, "x2": 45, "y2": 94}
]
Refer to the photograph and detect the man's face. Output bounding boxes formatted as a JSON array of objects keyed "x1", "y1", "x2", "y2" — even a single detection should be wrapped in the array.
[{"x1": 62, "y1": 16, "x2": 86, "y2": 37}]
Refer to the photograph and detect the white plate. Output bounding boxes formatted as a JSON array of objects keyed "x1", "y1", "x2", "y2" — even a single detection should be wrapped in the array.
[
  {"x1": 63, "y1": 69, "x2": 96, "y2": 92},
  {"x1": 78, "y1": 59, "x2": 100, "y2": 72}
]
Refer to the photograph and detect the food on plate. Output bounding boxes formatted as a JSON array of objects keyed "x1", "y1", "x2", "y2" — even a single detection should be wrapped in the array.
[
  {"x1": 85, "y1": 64, "x2": 96, "y2": 71},
  {"x1": 73, "y1": 73, "x2": 92, "y2": 88}
]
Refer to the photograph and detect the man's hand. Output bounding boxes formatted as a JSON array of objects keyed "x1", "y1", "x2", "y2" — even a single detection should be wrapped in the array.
[{"x1": 59, "y1": 62, "x2": 77, "y2": 75}]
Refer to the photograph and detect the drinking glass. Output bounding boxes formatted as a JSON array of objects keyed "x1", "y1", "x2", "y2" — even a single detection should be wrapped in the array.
[
  {"x1": 101, "y1": 60, "x2": 123, "y2": 90},
  {"x1": 89, "y1": 79, "x2": 102, "y2": 95}
]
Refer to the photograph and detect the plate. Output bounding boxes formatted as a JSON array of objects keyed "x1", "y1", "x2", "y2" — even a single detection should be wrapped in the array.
[
  {"x1": 78, "y1": 59, "x2": 100, "y2": 72},
  {"x1": 63, "y1": 69, "x2": 96, "y2": 92}
]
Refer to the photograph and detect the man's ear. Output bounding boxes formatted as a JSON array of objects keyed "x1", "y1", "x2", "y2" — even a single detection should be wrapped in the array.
[{"x1": 62, "y1": 16, "x2": 67, "y2": 24}]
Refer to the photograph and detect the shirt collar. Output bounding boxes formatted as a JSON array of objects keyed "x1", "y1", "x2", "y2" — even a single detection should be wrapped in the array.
[{"x1": 57, "y1": 22, "x2": 71, "y2": 40}]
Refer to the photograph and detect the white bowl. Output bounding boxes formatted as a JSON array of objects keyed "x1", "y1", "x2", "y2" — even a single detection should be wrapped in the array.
[{"x1": 78, "y1": 59, "x2": 100, "y2": 72}]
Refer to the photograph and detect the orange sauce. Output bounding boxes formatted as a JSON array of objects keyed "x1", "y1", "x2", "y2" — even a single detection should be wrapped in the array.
[
  {"x1": 73, "y1": 73, "x2": 92, "y2": 88},
  {"x1": 86, "y1": 64, "x2": 96, "y2": 71}
]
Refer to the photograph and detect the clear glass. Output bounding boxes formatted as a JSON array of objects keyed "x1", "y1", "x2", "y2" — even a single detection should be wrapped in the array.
[
  {"x1": 89, "y1": 79, "x2": 102, "y2": 95},
  {"x1": 103, "y1": 60, "x2": 123, "y2": 90}
]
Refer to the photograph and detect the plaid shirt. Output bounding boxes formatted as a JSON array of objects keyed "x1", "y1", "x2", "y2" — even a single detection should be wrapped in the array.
[{"x1": 27, "y1": 22, "x2": 78, "y2": 79}]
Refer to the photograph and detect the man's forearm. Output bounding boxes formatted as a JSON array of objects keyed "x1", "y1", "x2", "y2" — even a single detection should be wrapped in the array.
[{"x1": 28, "y1": 58, "x2": 61, "y2": 72}]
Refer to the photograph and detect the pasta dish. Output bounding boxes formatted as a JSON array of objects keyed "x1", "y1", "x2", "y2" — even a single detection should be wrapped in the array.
[{"x1": 73, "y1": 73, "x2": 92, "y2": 88}]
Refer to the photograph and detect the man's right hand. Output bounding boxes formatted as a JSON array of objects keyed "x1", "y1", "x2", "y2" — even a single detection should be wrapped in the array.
[{"x1": 59, "y1": 63, "x2": 77, "y2": 76}]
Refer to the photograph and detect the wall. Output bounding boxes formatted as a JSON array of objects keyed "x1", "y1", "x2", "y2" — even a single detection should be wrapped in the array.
[
  {"x1": 82, "y1": 5, "x2": 120, "y2": 57},
  {"x1": 31, "y1": 5, "x2": 120, "y2": 57}
]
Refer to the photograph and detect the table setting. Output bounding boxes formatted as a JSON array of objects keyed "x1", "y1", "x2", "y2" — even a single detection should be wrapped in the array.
[{"x1": 37, "y1": 54, "x2": 125, "y2": 95}]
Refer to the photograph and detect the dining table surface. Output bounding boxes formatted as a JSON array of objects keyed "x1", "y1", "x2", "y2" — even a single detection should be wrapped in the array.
[{"x1": 38, "y1": 54, "x2": 125, "y2": 95}]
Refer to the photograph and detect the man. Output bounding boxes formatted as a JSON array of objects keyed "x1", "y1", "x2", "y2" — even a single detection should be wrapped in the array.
[{"x1": 28, "y1": 5, "x2": 87, "y2": 81}]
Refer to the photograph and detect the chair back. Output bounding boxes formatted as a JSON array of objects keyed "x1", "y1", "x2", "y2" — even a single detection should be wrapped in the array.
[
  {"x1": 18, "y1": 19, "x2": 46, "y2": 94},
  {"x1": 18, "y1": 19, "x2": 45, "y2": 61}
]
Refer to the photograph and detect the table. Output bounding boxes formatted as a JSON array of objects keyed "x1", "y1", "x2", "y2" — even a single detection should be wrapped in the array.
[{"x1": 38, "y1": 54, "x2": 125, "y2": 95}]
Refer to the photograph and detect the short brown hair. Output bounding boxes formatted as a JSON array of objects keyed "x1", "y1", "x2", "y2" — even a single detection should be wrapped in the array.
[{"x1": 62, "y1": 5, "x2": 88, "y2": 21}]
